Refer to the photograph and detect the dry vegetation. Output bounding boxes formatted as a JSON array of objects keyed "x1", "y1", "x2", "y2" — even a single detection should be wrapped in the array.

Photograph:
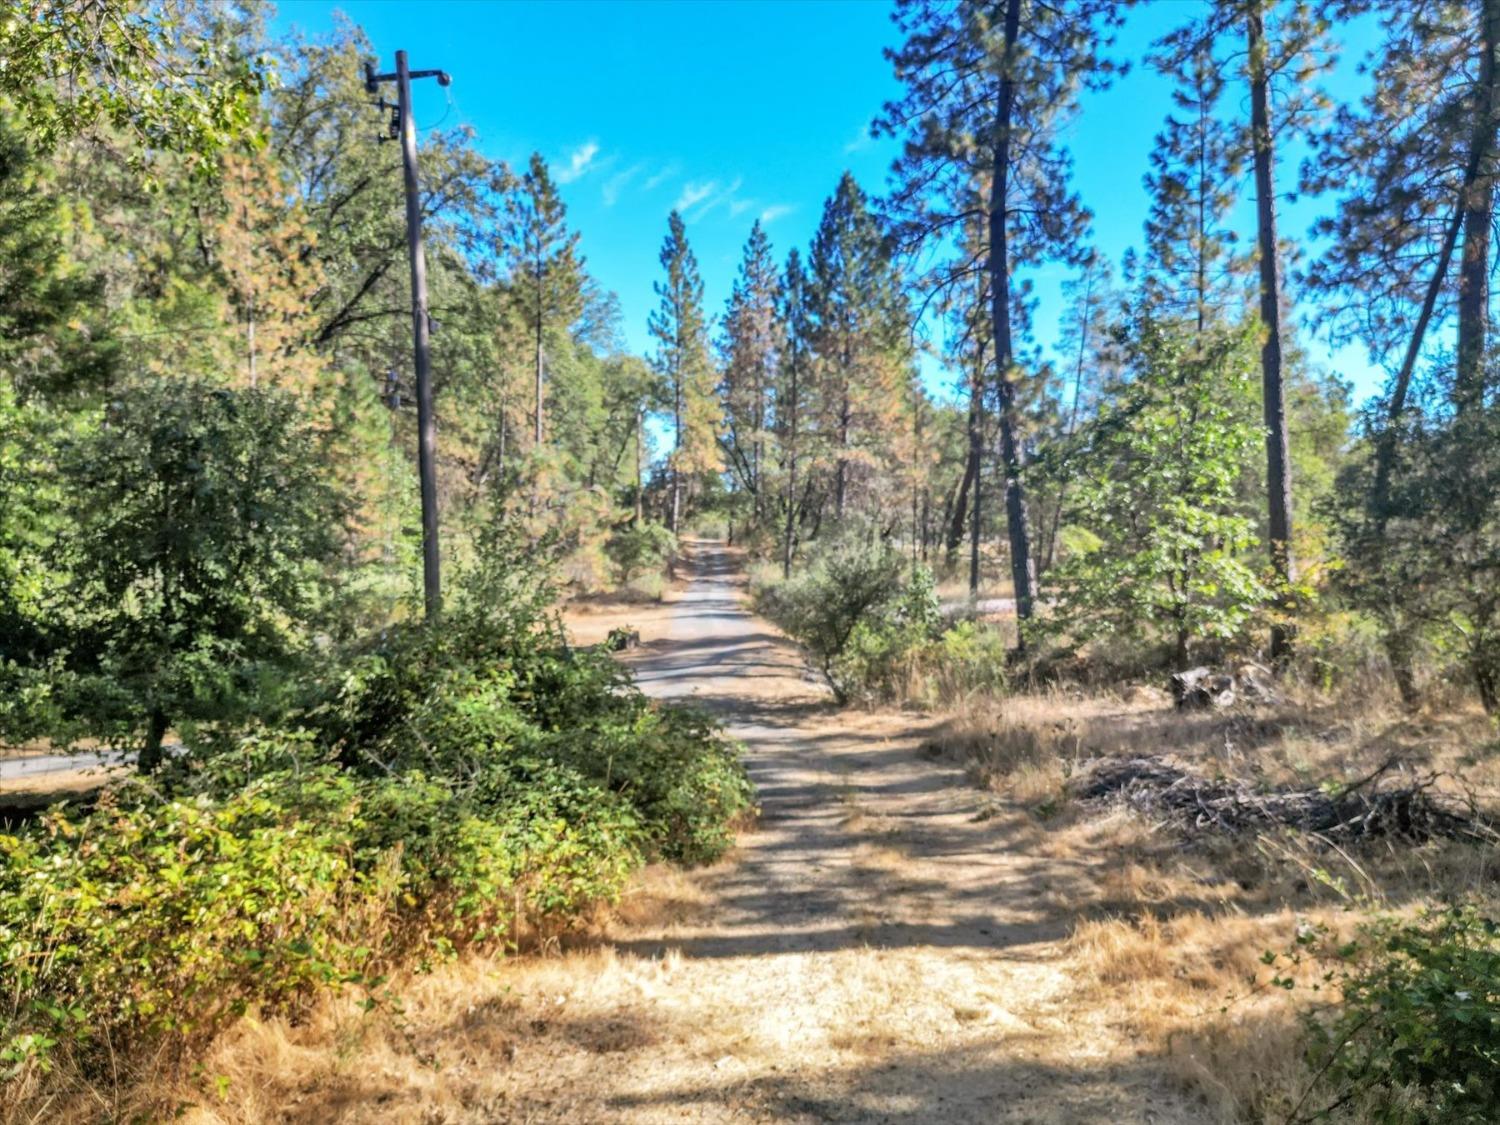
[
  {"x1": 935, "y1": 686, "x2": 1500, "y2": 1121},
  {"x1": 11, "y1": 556, "x2": 1496, "y2": 1124}
]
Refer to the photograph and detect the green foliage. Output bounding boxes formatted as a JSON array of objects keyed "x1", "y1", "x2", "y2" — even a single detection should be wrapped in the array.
[
  {"x1": 1331, "y1": 396, "x2": 1500, "y2": 712},
  {"x1": 18, "y1": 381, "x2": 349, "y2": 767},
  {"x1": 1281, "y1": 906, "x2": 1500, "y2": 1124},
  {"x1": 759, "y1": 537, "x2": 939, "y2": 703},
  {"x1": 1044, "y1": 310, "x2": 1270, "y2": 666},
  {"x1": 0, "y1": 540, "x2": 753, "y2": 1084},
  {"x1": 918, "y1": 620, "x2": 1011, "y2": 703},
  {"x1": 0, "y1": 111, "x2": 115, "y2": 400},
  {"x1": 0, "y1": 752, "x2": 642, "y2": 1078},
  {"x1": 0, "y1": 1, "x2": 262, "y2": 169},
  {"x1": 605, "y1": 520, "x2": 675, "y2": 585}
]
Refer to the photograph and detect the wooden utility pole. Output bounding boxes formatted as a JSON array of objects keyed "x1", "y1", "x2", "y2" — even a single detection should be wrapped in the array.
[{"x1": 367, "y1": 51, "x2": 450, "y2": 621}]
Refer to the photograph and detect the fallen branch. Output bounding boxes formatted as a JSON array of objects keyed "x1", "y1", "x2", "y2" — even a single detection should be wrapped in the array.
[{"x1": 1071, "y1": 756, "x2": 1494, "y2": 844}]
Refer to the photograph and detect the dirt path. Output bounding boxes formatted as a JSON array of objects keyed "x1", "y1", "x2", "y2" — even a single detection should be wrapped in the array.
[
  {"x1": 434, "y1": 542, "x2": 1196, "y2": 1124},
  {"x1": 227, "y1": 543, "x2": 1203, "y2": 1123}
]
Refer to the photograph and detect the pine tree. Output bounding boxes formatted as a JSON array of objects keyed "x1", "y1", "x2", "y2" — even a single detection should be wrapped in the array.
[
  {"x1": 1306, "y1": 0, "x2": 1500, "y2": 432},
  {"x1": 211, "y1": 148, "x2": 326, "y2": 395},
  {"x1": 777, "y1": 248, "x2": 813, "y2": 576},
  {"x1": 499, "y1": 153, "x2": 585, "y2": 449},
  {"x1": 719, "y1": 220, "x2": 781, "y2": 528},
  {"x1": 0, "y1": 112, "x2": 115, "y2": 401},
  {"x1": 1143, "y1": 44, "x2": 1247, "y2": 331},
  {"x1": 881, "y1": 0, "x2": 1124, "y2": 642},
  {"x1": 1156, "y1": 0, "x2": 1334, "y2": 664},
  {"x1": 649, "y1": 211, "x2": 717, "y2": 535},
  {"x1": 806, "y1": 172, "x2": 910, "y2": 525}
]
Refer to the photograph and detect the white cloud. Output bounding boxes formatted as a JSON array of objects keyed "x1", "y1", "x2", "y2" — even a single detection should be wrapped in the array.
[
  {"x1": 643, "y1": 162, "x2": 681, "y2": 191},
  {"x1": 692, "y1": 176, "x2": 745, "y2": 219},
  {"x1": 759, "y1": 204, "x2": 795, "y2": 225},
  {"x1": 556, "y1": 141, "x2": 600, "y2": 184},
  {"x1": 674, "y1": 180, "x2": 718, "y2": 213},
  {"x1": 843, "y1": 126, "x2": 874, "y2": 155},
  {"x1": 728, "y1": 198, "x2": 756, "y2": 218},
  {"x1": 602, "y1": 162, "x2": 643, "y2": 206}
]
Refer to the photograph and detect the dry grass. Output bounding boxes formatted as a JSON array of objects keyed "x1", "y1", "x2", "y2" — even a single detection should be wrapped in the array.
[{"x1": 928, "y1": 684, "x2": 1500, "y2": 1123}]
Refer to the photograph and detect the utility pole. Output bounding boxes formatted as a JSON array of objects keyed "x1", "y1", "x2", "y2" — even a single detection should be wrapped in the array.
[{"x1": 366, "y1": 51, "x2": 450, "y2": 621}]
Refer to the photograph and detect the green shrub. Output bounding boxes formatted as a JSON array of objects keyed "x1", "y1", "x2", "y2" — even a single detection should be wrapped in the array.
[
  {"x1": 1280, "y1": 905, "x2": 1500, "y2": 1123},
  {"x1": 605, "y1": 520, "x2": 676, "y2": 585},
  {"x1": 758, "y1": 538, "x2": 938, "y2": 704},
  {"x1": 0, "y1": 750, "x2": 645, "y2": 1080},
  {"x1": 918, "y1": 620, "x2": 1011, "y2": 703},
  {"x1": 0, "y1": 549, "x2": 754, "y2": 1089}
]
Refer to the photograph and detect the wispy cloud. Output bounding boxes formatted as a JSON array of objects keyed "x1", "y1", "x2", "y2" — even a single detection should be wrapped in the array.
[
  {"x1": 602, "y1": 162, "x2": 644, "y2": 206},
  {"x1": 674, "y1": 180, "x2": 718, "y2": 213},
  {"x1": 694, "y1": 177, "x2": 746, "y2": 219},
  {"x1": 759, "y1": 204, "x2": 795, "y2": 225},
  {"x1": 843, "y1": 125, "x2": 874, "y2": 155},
  {"x1": 643, "y1": 162, "x2": 681, "y2": 191},
  {"x1": 556, "y1": 140, "x2": 600, "y2": 184},
  {"x1": 728, "y1": 198, "x2": 756, "y2": 218}
]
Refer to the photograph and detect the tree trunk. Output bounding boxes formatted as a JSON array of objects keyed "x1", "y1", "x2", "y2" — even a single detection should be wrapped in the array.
[
  {"x1": 247, "y1": 294, "x2": 257, "y2": 388},
  {"x1": 634, "y1": 407, "x2": 644, "y2": 525},
  {"x1": 783, "y1": 355, "x2": 800, "y2": 579},
  {"x1": 498, "y1": 405, "x2": 507, "y2": 474},
  {"x1": 1383, "y1": 623, "x2": 1421, "y2": 710},
  {"x1": 989, "y1": 0, "x2": 1036, "y2": 648},
  {"x1": 534, "y1": 311, "x2": 545, "y2": 447},
  {"x1": 968, "y1": 366, "x2": 983, "y2": 598},
  {"x1": 670, "y1": 367, "x2": 683, "y2": 536},
  {"x1": 835, "y1": 389, "x2": 850, "y2": 522},
  {"x1": 1248, "y1": 1, "x2": 1296, "y2": 665},
  {"x1": 946, "y1": 438, "x2": 976, "y2": 568},
  {"x1": 139, "y1": 707, "x2": 169, "y2": 774},
  {"x1": 1457, "y1": 0, "x2": 1500, "y2": 414}
]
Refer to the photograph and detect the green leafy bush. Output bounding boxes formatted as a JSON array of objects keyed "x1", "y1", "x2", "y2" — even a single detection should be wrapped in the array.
[
  {"x1": 1041, "y1": 310, "x2": 1269, "y2": 668},
  {"x1": 2, "y1": 380, "x2": 348, "y2": 769},
  {"x1": 1281, "y1": 905, "x2": 1500, "y2": 1123},
  {"x1": 0, "y1": 536, "x2": 754, "y2": 1088},
  {"x1": 605, "y1": 520, "x2": 676, "y2": 585},
  {"x1": 758, "y1": 538, "x2": 939, "y2": 703},
  {"x1": 917, "y1": 620, "x2": 1011, "y2": 703},
  {"x1": 0, "y1": 752, "x2": 642, "y2": 1080}
]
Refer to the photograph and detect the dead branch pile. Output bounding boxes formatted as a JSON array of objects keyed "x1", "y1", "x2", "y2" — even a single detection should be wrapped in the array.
[{"x1": 1071, "y1": 756, "x2": 1494, "y2": 843}]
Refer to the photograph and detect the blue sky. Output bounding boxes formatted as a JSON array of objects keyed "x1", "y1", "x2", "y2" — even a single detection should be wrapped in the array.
[{"x1": 274, "y1": 0, "x2": 1386, "y2": 405}]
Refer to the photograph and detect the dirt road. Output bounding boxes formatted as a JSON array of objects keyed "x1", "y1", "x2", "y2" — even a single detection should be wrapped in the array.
[
  {"x1": 442, "y1": 543, "x2": 1198, "y2": 1123},
  {"x1": 209, "y1": 543, "x2": 1204, "y2": 1122}
]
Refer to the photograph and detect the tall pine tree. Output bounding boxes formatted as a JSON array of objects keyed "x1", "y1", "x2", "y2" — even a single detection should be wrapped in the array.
[
  {"x1": 881, "y1": 0, "x2": 1123, "y2": 641},
  {"x1": 650, "y1": 211, "x2": 717, "y2": 535},
  {"x1": 719, "y1": 220, "x2": 782, "y2": 529},
  {"x1": 806, "y1": 172, "x2": 911, "y2": 525},
  {"x1": 499, "y1": 153, "x2": 585, "y2": 449}
]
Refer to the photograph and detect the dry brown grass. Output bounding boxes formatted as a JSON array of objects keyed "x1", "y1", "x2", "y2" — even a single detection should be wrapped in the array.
[{"x1": 930, "y1": 684, "x2": 1500, "y2": 1123}]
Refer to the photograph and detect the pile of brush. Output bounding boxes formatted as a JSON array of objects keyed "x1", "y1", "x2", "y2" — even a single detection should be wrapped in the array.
[{"x1": 1072, "y1": 756, "x2": 1494, "y2": 843}]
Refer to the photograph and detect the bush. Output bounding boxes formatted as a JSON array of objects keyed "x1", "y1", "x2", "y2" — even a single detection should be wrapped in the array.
[
  {"x1": 0, "y1": 751, "x2": 643, "y2": 1081},
  {"x1": 918, "y1": 620, "x2": 1011, "y2": 703},
  {"x1": 604, "y1": 520, "x2": 676, "y2": 585},
  {"x1": 3, "y1": 381, "x2": 348, "y2": 770},
  {"x1": 1279, "y1": 905, "x2": 1500, "y2": 1123},
  {"x1": 758, "y1": 538, "x2": 940, "y2": 704},
  {"x1": 0, "y1": 537, "x2": 754, "y2": 1090}
]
